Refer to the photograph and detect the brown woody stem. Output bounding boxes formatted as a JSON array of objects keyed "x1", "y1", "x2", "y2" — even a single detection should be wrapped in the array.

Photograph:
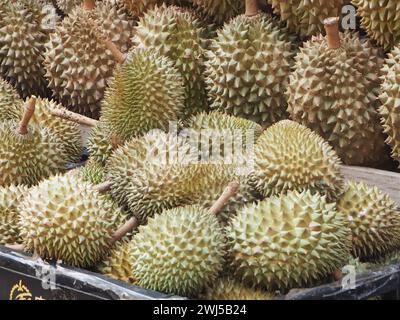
[
  {"x1": 18, "y1": 96, "x2": 37, "y2": 135},
  {"x1": 103, "y1": 39, "x2": 127, "y2": 64},
  {"x1": 95, "y1": 181, "x2": 112, "y2": 193},
  {"x1": 245, "y1": 0, "x2": 259, "y2": 17},
  {"x1": 209, "y1": 181, "x2": 240, "y2": 216},
  {"x1": 108, "y1": 217, "x2": 139, "y2": 246},
  {"x1": 82, "y1": 0, "x2": 95, "y2": 10},
  {"x1": 50, "y1": 109, "x2": 98, "y2": 127},
  {"x1": 324, "y1": 17, "x2": 341, "y2": 49}
]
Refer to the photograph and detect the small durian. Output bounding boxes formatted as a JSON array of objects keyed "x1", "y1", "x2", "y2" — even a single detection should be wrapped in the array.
[
  {"x1": 44, "y1": 0, "x2": 135, "y2": 118},
  {"x1": 19, "y1": 174, "x2": 128, "y2": 267},
  {"x1": 251, "y1": 120, "x2": 344, "y2": 202},
  {"x1": 0, "y1": 97, "x2": 68, "y2": 187},
  {"x1": 337, "y1": 181, "x2": 400, "y2": 261},
  {"x1": 101, "y1": 48, "x2": 186, "y2": 142},
  {"x1": 287, "y1": 18, "x2": 388, "y2": 166},
  {"x1": 0, "y1": 185, "x2": 28, "y2": 245},
  {"x1": 97, "y1": 241, "x2": 137, "y2": 284},
  {"x1": 192, "y1": 0, "x2": 245, "y2": 24},
  {"x1": 134, "y1": 4, "x2": 209, "y2": 118},
  {"x1": 0, "y1": 0, "x2": 58, "y2": 98},
  {"x1": 0, "y1": 78, "x2": 23, "y2": 122},
  {"x1": 131, "y1": 205, "x2": 226, "y2": 296},
  {"x1": 227, "y1": 190, "x2": 351, "y2": 290},
  {"x1": 201, "y1": 278, "x2": 274, "y2": 300},
  {"x1": 205, "y1": 2, "x2": 294, "y2": 127},
  {"x1": 352, "y1": 0, "x2": 400, "y2": 51},
  {"x1": 379, "y1": 46, "x2": 400, "y2": 166},
  {"x1": 267, "y1": 0, "x2": 349, "y2": 38}
]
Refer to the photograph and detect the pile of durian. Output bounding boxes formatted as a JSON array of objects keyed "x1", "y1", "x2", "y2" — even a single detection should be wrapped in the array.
[{"x1": 0, "y1": 0, "x2": 400, "y2": 300}]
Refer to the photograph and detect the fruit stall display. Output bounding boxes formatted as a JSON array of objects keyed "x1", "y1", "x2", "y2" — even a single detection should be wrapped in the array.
[{"x1": 0, "y1": 0, "x2": 400, "y2": 300}]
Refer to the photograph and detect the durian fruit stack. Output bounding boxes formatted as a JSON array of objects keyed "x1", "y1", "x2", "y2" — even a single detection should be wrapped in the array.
[{"x1": 1, "y1": 0, "x2": 400, "y2": 302}]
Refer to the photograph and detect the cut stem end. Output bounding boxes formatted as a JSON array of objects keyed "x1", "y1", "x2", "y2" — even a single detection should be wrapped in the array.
[
  {"x1": 324, "y1": 17, "x2": 341, "y2": 49},
  {"x1": 18, "y1": 96, "x2": 37, "y2": 135}
]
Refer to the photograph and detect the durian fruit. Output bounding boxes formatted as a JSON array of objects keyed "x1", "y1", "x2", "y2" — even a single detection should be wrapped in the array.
[
  {"x1": 0, "y1": 97, "x2": 68, "y2": 187},
  {"x1": 379, "y1": 46, "x2": 400, "y2": 166},
  {"x1": 87, "y1": 121, "x2": 120, "y2": 166},
  {"x1": 192, "y1": 0, "x2": 245, "y2": 24},
  {"x1": 352, "y1": 0, "x2": 400, "y2": 51},
  {"x1": 200, "y1": 278, "x2": 274, "y2": 300},
  {"x1": 227, "y1": 190, "x2": 351, "y2": 290},
  {"x1": 0, "y1": 0, "x2": 58, "y2": 98},
  {"x1": 18, "y1": 174, "x2": 127, "y2": 267},
  {"x1": 101, "y1": 48, "x2": 186, "y2": 142},
  {"x1": 337, "y1": 181, "x2": 400, "y2": 261},
  {"x1": 130, "y1": 205, "x2": 226, "y2": 296},
  {"x1": 0, "y1": 185, "x2": 28, "y2": 245},
  {"x1": 97, "y1": 241, "x2": 137, "y2": 284},
  {"x1": 134, "y1": 4, "x2": 209, "y2": 118},
  {"x1": 287, "y1": 18, "x2": 388, "y2": 166},
  {"x1": 0, "y1": 78, "x2": 23, "y2": 122},
  {"x1": 251, "y1": 120, "x2": 344, "y2": 202},
  {"x1": 79, "y1": 159, "x2": 105, "y2": 184},
  {"x1": 267, "y1": 0, "x2": 349, "y2": 38},
  {"x1": 106, "y1": 131, "x2": 257, "y2": 223},
  {"x1": 120, "y1": 0, "x2": 188, "y2": 17},
  {"x1": 205, "y1": 2, "x2": 294, "y2": 127},
  {"x1": 44, "y1": 0, "x2": 135, "y2": 118},
  {"x1": 56, "y1": 0, "x2": 83, "y2": 14}
]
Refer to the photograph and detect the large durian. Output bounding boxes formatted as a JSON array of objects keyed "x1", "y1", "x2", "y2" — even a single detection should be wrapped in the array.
[
  {"x1": 251, "y1": 120, "x2": 344, "y2": 202},
  {"x1": 130, "y1": 205, "x2": 226, "y2": 296},
  {"x1": 227, "y1": 190, "x2": 351, "y2": 290},
  {"x1": 44, "y1": 0, "x2": 135, "y2": 118},
  {"x1": 192, "y1": 0, "x2": 245, "y2": 24},
  {"x1": 337, "y1": 181, "x2": 400, "y2": 261},
  {"x1": 205, "y1": 2, "x2": 294, "y2": 127},
  {"x1": 0, "y1": 185, "x2": 28, "y2": 245},
  {"x1": 200, "y1": 278, "x2": 274, "y2": 300},
  {"x1": 352, "y1": 0, "x2": 400, "y2": 51},
  {"x1": 267, "y1": 0, "x2": 349, "y2": 38},
  {"x1": 134, "y1": 4, "x2": 209, "y2": 118},
  {"x1": 101, "y1": 48, "x2": 186, "y2": 142},
  {"x1": 287, "y1": 18, "x2": 388, "y2": 166},
  {"x1": 19, "y1": 174, "x2": 127, "y2": 267},
  {"x1": 0, "y1": 78, "x2": 22, "y2": 122},
  {"x1": 0, "y1": 98, "x2": 68, "y2": 187},
  {"x1": 0, "y1": 0, "x2": 58, "y2": 98},
  {"x1": 379, "y1": 46, "x2": 400, "y2": 166}
]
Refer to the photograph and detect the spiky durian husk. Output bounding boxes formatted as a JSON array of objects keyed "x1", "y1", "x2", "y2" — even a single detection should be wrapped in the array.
[
  {"x1": 251, "y1": 120, "x2": 344, "y2": 202},
  {"x1": 287, "y1": 32, "x2": 387, "y2": 166},
  {"x1": 97, "y1": 241, "x2": 136, "y2": 284},
  {"x1": 352, "y1": 0, "x2": 400, "y2": 51},
  {"x1": 337, "y1": 181, "x2": 400, "y2": 261},
  {"x1": 0, "y1": 0, "x2": 58, "y2": 98},
  {"x1": 0, "y1": 121, "x2": 68, "y2": 187},
  {"x1": 19, "y1": 174, "x2": 124, "y2": 267},
  {"x1": 120, "y1": 0, "x2": 187, "y2": 16},
  {"x1": 56, "y1": 0, "x2": 122, "y2": 14},
  {"x1": 44, "y1": 3, "x2": 135, "y2": 118},
  {"x1": 134, "y1": 5, "x2": 209, "y2": 118},
  {"x1": 227, "y1": 190, "x2": 351, "y2": 290},
  {"x1": 0, "y1": 185, "x2": 28, "y2": 245},
  {"x1": 192, "y1": 0, "x2": 244, "y2": 24},
  {"x1": 0, "y1": 78, "x2": 22, "y2": 122},
  {"x1": 205, "y1": 13, "x2": 294, "y2": 127},
  {"x1": 200, "y1": 278, "x2": 274, "y2": 300},
  {"x1": 101, "y1": 49, "x2": 185, "y2": 142},
  {"x1": 267, "y1": 0, "x2": 349, "y2": 38},
  {"x1": 131, "y1": 205, "x2": 226, "y2": 296},
  {"x1": 379, "y1": 46, "x2": 400, "y2": 166},
  {"x1": 79, "y1": 159, "x2": 105, "y2": 184}
]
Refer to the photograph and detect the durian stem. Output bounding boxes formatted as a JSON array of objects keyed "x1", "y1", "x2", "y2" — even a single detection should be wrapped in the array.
[
  {"x1": 324, "y1": 17, "x2": 341, "y2": 49},
  {"x1": 102, "y1": 39, "x2": 127, "y2": 65},
  {"x1": 245, "y1": 0, "x2": 259, "y2": 17},
  {"x1": 95, "y1": 181, "x2": 112, "y2": 193},
  {"x1": 332, "y1": 269, "x2": 343, "y2": 281},
  {"x1": 50, "y1": 109, "x2": 98, "y2": 127},
  {"x1": 18, "y1": 96, "x2": 37, "y2": 135},
  {"x1": 109, "y1": 217, "x2": 139, "y2": 246},
  {"x1": 209, "y1": 181, "x2": 240, "y2": 216},
  {"x1": 82, "y1": 0, "x2": 95, "y2": 10},
  {"x1": 5, "y1": 243, "x2": 24, "y2": 251}
]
